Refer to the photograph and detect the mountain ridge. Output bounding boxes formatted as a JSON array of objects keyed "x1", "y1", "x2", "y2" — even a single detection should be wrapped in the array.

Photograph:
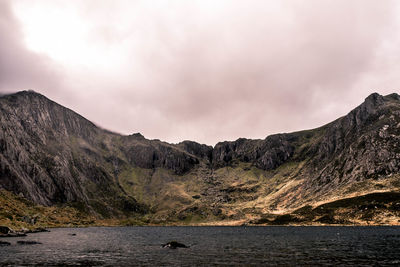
[{"x1": 1, "y1": 90, "x2": 400, "y2": 226}]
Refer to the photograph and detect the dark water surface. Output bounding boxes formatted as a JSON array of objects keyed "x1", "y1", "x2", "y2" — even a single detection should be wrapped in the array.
[{"x1": 1, "y1": 226, "x2": 400, "y2": 266}]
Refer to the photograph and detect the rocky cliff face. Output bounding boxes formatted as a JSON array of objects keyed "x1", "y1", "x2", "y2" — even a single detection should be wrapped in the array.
[
  {"x1": 0, "y1": 91, "x2": 208, "y2": 217},
  {"x1": 298, "y1": 93, "x2": 400, "y2": 203},
  {"x1": 0, "y1": 91, "x2": 98, "y2": 206},
  {"x1": 208, "y1": 93, "x2": 400, "y2": 211},
  {"x1": 212, "y1": 134, "x2": 296, "y2": 170},
  {"x1": 1, "y1": 90, "x2": 400, "y2": 224}
]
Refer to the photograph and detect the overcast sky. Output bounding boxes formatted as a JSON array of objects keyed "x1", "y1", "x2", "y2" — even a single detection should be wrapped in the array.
[{"x1": 1, "y1": 0, "x2": 400, "y2": 145}]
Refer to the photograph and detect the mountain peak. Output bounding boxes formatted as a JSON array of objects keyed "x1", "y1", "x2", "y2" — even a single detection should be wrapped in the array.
[
  {"x1": 385, "y1": 92, "x2": 400, "y2": 101},
  {"x1": 364, "y1": 92, "x2": 384, "y2": 106},
  {"x1": 363, "y1": 92, "x2": 400, "y2": 105},
  {"x1": 0, "y1": 90, "x2": 48, "y2": 103},
  {"x1": 10, "y1": 89, "x2": 41, "y2": 96},
  {"x1": 129, "y1": 133, "x2": 145, "y2": 139},
  {"x1": 20, "y1": 89, "x2": 40, "y2": 94},
  {"x1": 357, "y1": 92, "x2": 400, "y2": 117}
]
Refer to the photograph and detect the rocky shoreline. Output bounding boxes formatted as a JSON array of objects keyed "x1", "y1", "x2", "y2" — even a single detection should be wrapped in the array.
[{"x1": 0, "y1": 226, "x2": 49, "y2": 238}]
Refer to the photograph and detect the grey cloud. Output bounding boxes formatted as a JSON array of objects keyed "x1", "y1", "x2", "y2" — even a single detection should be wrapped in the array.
[
  {"x1": 112, "y1": 0, "x2": 398, "y2": 143},
  {"x1": 3, "y1": 0, "x2": 400, "y2": 145},
  {"x1": 0, "y1": 1, "x2": 62, "y2": 93}
]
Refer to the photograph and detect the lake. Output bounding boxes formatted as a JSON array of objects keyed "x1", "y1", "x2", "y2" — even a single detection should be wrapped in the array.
[{"x1": 1, "y1": 226, "x2": 400, "y2": 266}]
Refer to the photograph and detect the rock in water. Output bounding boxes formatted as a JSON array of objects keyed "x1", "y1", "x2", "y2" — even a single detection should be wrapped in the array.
[
  {"x1": 0, "y1": 241, "x2": 11, "y2": 246},
  {"x1": 162, "y1": 241, "x2": 189, "y2": 249}
]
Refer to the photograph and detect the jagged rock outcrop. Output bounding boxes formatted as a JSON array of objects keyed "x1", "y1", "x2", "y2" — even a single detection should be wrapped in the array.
[
  {"x1": 177, "y1": 141, "x2": 213, "y2": 161},
  {"x1": 212, "y1": 135, "x2": 296, "y2": 170},
  {"x1": 120, "y1": 138, "x2": 201, "y2": 175}
]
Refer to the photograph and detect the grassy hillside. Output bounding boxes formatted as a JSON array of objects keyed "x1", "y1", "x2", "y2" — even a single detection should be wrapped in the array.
[{"x1": 0, "y1": 189, "x2": 95, "y2": 229}]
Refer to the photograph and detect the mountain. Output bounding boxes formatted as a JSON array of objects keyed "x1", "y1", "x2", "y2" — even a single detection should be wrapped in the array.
[{"x1": 1, "y1": 90, "x2": 400, "y2": 226}]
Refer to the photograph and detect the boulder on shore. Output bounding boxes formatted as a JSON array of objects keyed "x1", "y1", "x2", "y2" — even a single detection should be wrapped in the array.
[
  {"x1": 0, "y1": 226, "x2": 27, "y2": 238},
  {"x1": 0, "y1": 226, "x2": 12, "y2": 234}
]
